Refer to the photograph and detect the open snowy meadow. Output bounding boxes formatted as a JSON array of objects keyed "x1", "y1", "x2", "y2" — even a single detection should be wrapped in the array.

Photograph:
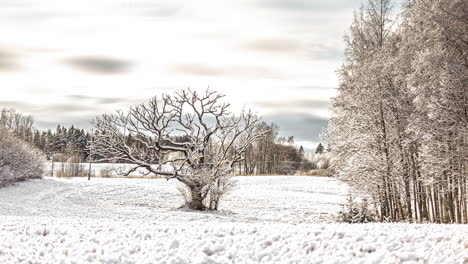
[{"x1": 0, "y1": 176, "x2": 466, "y2": 264}]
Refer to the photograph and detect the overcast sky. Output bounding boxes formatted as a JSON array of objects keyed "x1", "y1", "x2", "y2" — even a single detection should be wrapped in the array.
[{"x1": 0, "y1": 0, "x2": 395, "y2": 151}]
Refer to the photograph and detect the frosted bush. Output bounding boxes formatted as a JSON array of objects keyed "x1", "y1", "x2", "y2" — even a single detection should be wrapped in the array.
[{"x1": 0, "y1": 128, "x2": 45, "y2": 186}]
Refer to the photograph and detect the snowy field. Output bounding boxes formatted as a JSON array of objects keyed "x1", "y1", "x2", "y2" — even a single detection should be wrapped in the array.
[{"x1": 0, "y1": 176, "x2": 466, "y2": 263}]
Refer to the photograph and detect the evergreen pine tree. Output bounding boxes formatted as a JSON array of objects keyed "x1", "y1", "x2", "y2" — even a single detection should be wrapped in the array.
[{"x1": 315, "y1": 143, "x2": 324, "y2": 154}]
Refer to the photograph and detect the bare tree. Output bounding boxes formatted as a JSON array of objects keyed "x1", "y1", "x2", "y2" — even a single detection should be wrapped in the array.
[
  {"x1": 90, "y1": 89, "x2": 265, "y2": 210},
  {"x1": 0, "y1": 108, "x2": 34, "y2": 143}
]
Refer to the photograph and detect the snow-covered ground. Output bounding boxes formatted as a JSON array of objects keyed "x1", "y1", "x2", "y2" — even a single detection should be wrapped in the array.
[{"x1": 0, "y1": 176, "x2": 466, "y2": 263}]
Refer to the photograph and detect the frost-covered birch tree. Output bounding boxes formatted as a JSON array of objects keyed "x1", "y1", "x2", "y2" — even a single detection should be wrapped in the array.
[
  {"x1": 402, "y1": 0, "x2": 468, "y2": 223},
  {"x1": 90, "y1": 89, "x2": 265, "y2": 211},
  {"x1": 327, "y1": 0, "x2": 467, "y2": 223}
]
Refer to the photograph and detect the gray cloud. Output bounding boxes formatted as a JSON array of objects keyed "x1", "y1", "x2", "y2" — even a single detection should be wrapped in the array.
[
  {"x1": 0, "y1": 49, "x2": 19, "y2": 71},
  {"x1": 66, "y1": 94, "x2": 145, "y2": 105},
  {"x1": 26, "y1": 47, "x2": 62, "y2": 54},
  {"x1": 66, "y1": 94, "x2": 95, "y2": 100},
  {"x1": 96, "y1": 98, "x2": 124, "y2": 105},
  {"x1": 1, "y1": 96, "x2": 153, "y2": 130},
  {"x1": 307, "y1": 43, "x2": 344, "y2": 60},
  {"x1": 0, "y1": 100, "x2": 100, "y2": 115},
  {"x1": 253, "y1": 99, "x2": 330, "y2": 110},
  {"x1": 144, "y1": 86, "x2": 181, "y2": 92},
  {"x1": 46, "y1": 104, "x2": 101, "y2": 113},
  {"x1": 0, "y1": 0, "x2": 26, "y2": 7},
  {"x1": 7, "y1": 11, "x2": 61, "y2": 22},
  {"x1": 194, "y1": 31, "x2": 233, "y2": 41},
  {"x1": 293, "y1": 86, "x2": 337, "y2": 91},
  {"x1": 118, "y1": 0, "x2": 182, "y2": 18},
  {"x1": 170, "y1": 64, "x2": 282, "y2": 79},
  {"x1": 243, "y1": 39, "x2": 343, "y2": 60},
  {"x1": 35, "y1": 117, "x2": 94, "y2": 130},
  {"x1": 263, "y1": 113, "x2": 328, "y2": 142},
  {"x1": 258, "y1": 0, "x2": 360, "y2": 12},
  {"x1": 243, "y1": 39, "x2": 300, "y2": 53},
  {"x1": 65, "y1": 56, "x2": 133, "y2": 74},
  {"x1": 0, "y1": 100, "x2": 103, "y2": 130},
  {"x1": 0, "y1": 100, "x2": 33, "y2": 110},
  {"x1": 0, "y1": 0, "x2": 65, "y2": 23},
  {"x1": 141, "y1": 5, "x2": 181, "y2": 18}
]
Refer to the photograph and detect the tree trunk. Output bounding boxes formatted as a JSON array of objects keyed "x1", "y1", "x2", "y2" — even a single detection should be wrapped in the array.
[{"x1": 188, "y1": 186, "x2": 205, "y2": 211}]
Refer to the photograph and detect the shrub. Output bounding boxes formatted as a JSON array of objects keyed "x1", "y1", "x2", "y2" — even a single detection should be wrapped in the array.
[
  {"x1": 319, "y1": 158, "x2": 330, "y2": 169},
  {"x1": 0, "y1": 128, "x2": 45, "y2": 186},
  {"x1": 299, "y1": 160, "x2": 318, "y2": 171},
  {"x1": 55, "y1": 155, "x2": 86, "y2": 178},
  {"x1": 307, "y1": 169, "x2": 333, "y2": 177},
  {"x1": 338, "y1": 193, "x2": 376, "y2": 223},
  {"x1": 65, "y1": 155, "x2": 85, "y2": 177},
  {"x1": 99, "y1": 167, "x2": 112, "y2": 178}
]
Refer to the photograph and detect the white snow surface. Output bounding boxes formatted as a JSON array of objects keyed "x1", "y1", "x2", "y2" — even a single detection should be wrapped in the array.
[{"x1": 0, "y1": 176, "x2": 467, "y2": 264}]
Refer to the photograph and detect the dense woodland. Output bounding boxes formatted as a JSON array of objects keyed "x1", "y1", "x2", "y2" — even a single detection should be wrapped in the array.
[
  {"x1": 242, "y1": 123, "x2": 320, "y2": 175},
  {"x1": 327, "y1": 0, "x2": 467, "y2": 223}
]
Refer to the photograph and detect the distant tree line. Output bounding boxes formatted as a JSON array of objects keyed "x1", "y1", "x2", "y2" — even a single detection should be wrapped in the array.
[
  {"x1": 1, "y1": 108, "x2": 320, "y2": 176},
  {"x1": 1, "y1": 108, "x2": 158, "y2": 163},
  {"x1": 327, "y1": 0, "x2": 467, "y2": 223},
  {"x1": 241, "y1": 122, "x2": 321, "y2": 175}
]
